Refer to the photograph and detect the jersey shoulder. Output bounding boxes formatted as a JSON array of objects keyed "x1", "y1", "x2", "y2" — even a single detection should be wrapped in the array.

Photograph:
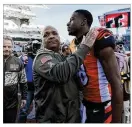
[{"x1": 94, "y1": 28, "x2": 116, "y2": 57}]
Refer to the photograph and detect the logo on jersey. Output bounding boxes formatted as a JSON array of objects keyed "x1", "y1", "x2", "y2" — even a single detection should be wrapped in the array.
[
  {"x1": 97, "y1": 28, "x2": 112, "y2": 40},
  {"x1": 104, "y1": 35, "x2": 110, "y2": 39}
]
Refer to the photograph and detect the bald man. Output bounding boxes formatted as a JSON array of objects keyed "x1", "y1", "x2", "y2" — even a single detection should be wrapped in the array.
[{"x1": 33, "y1": 26, "x2": 98, "y2": 123}]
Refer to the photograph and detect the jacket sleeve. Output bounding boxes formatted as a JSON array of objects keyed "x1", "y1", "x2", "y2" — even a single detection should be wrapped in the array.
[
  {"x1": 34, "y1": 44, "x2": 90, "y2": 83},
  {"x1": 19, "y1": 62, "x2": 28, "y2": 100}
]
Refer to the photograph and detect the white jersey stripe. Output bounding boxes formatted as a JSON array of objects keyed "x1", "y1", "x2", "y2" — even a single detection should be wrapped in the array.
[{"x1": 97, "y1": 60, "x2": 111, "y2": 102}]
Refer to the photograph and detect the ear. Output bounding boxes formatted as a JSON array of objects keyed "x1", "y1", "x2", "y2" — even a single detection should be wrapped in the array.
[{"x1": 81, "y1": 18, "x2": 87, "y2": 26}]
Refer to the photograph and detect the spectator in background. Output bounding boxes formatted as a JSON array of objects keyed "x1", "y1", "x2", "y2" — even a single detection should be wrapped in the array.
[
  {"x1": 17, "y1": 51, "x2": 22, "y2": 57},
  {"x1": 12, "y1": 51, "x2": 19, "y2": 57},
  {"x1": 18, "y1": 43, "x2": 35, "y2": 123},
  {"x1": 3, "y1": 36, "x2": 27, "y2": 123},
  {"x1": 115, "y1": 41, "x2": 130, "y2": 123},
  {"x1": 115, "y1": 40, "x2": 126, "y2": 54},
  {"x1": 61, "y1": 44, "x2": 72, "y2": 56}
]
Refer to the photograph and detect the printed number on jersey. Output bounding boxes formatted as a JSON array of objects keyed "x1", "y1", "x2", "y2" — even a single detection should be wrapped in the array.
[{"x1": 78, "y1": 64, "x2": 89, "y2": 86}]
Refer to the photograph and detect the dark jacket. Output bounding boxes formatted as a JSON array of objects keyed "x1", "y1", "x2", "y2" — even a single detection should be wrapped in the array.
[
  {"x1": 4, "y1": 55, "x2": 27, "y2": 109},
  {"x1": 33, "y1": 45, "x2": 90, "y2": 123}
]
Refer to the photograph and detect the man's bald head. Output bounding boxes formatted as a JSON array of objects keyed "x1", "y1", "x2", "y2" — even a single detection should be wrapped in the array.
[
  {"x1": 43, "y1": 26, "x2": 58, "y2": 35},
  {"x1": 42, "y1": 25, "x2": 61, "y2": 52}
]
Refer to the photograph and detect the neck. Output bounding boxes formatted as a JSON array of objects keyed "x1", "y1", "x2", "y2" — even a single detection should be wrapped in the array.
[
  {"x1": 76, "y1": 27, "x2": 89, "y2": 39},
  {"x1": 50, "y1": 47, "x2": 60, "y2": 53},
  {"x1": 44, "y1": 47, "x2": 60, "y2": 53},
  {"x1": 75, "y1": 27, "x2": 89, "y2": 45},
  {"x1": 45, "y1": 46, "x2": 60, "y2": 53}
]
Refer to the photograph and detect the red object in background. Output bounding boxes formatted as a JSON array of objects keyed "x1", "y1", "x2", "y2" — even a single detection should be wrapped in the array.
[{"x1": 105, "y1": 12, "x2": 128, "y2": 28}]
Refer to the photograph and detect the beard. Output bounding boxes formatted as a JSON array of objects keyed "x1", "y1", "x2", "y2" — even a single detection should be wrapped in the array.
[
  {"x1": 68, "y1": 28, "x2": 79, "y2": 37},
  {"x1": 3, "y1": 52, "x2": 11, "y2": 59},
  {"x1": 3, "y1": 51, "x2": 11, "y2": 56},
  {"x1": 68, "y1": 29, "x2": 75, "y2": 36}
]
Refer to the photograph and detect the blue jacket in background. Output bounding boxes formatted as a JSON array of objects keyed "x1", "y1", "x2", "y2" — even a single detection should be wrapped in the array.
[
  {"x1": 20, "y1": 55, "x2": 33, "y2": 82},
  {"x1": 20, "y1": 55, "x2": 34, "y2": 91},
  {"x1": 25, "y1": 56, "x2": 33, "y2": 82}
]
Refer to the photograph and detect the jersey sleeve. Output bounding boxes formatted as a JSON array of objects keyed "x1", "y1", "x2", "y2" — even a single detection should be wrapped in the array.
[{"x1": 94, "y1": 28, "x2": 116, "y2": 58}]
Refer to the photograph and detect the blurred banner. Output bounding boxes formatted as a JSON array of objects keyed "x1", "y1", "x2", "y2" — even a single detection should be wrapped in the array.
[
  {"x1": 98, "y1": 8, "x2": 130, "y2": 28},
  {"x1": 105, "y1": 12, "x2": 130, "y2": 28}
]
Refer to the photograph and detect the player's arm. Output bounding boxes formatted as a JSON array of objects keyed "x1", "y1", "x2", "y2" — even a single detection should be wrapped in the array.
[
  {"x1": 94, "y1": 29, "x2": 123, "y2": 123},
  {"x1": 99, "y1": 47, "x2": 123, "y2": 123}
]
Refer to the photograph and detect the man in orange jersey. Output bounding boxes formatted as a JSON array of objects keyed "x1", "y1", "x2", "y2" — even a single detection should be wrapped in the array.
[{"x1": 67, "y1": 9, "x2": 123, "y2": 123}]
